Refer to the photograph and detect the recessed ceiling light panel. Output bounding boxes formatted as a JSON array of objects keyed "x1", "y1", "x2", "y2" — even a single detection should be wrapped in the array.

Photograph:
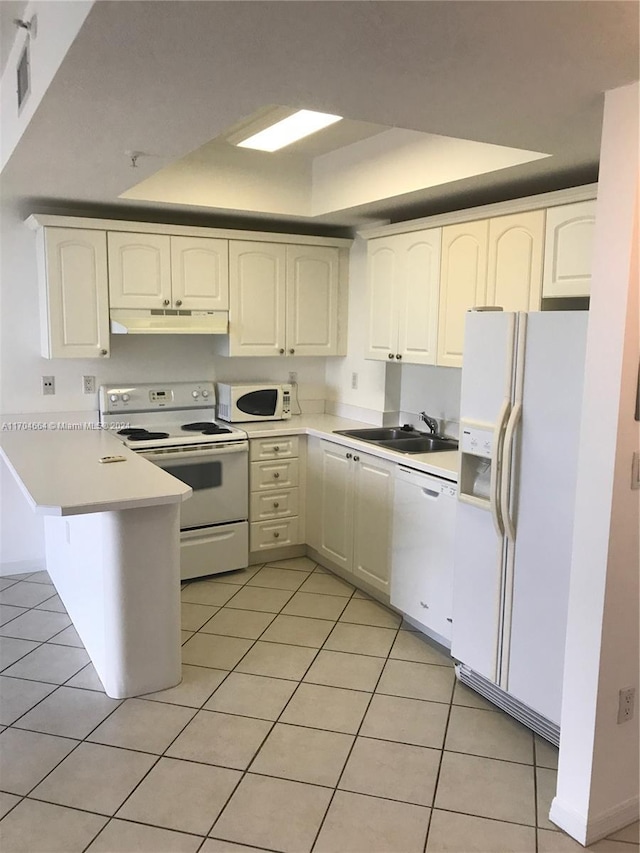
[{"x1": 237, "y1": 109, "x2": 343, "y2": 152}]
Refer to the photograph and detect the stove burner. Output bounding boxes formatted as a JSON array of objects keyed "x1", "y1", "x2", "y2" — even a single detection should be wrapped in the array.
[
  {"x1": 118, "y1": 428, "x2": 147, "y2": 436},
  {"x1": 126, "y1": 431, "x2": 171, "y2": 441},
  {"x1": 181, "y1": 422, "x2": 232, "y2": 435}
]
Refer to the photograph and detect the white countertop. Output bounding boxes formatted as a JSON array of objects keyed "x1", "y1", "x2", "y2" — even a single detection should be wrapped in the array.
[
  {"x1": 0, "y1": 430, "x2": 192, "y2": 516},
  {"x1": 240, "y1": 414, "x2": 460, "y2": 482}
]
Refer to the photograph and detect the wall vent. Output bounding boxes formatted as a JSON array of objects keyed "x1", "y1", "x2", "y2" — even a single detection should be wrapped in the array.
[{"x1": 16, "y1": 42, "x2": 30, "y2": 111}]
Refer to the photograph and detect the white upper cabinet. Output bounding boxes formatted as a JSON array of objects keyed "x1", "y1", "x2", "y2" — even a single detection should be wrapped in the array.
[
  {"x1": 37, "y1": 227, "x2": 110, "y2": 359},
  {"x1": 107, "y1": 233, "x2": 171, "y2": 309},
  {"x1": 170, "y1": 236, "x2": 229, "y2": 310},
  {"x1": 108, "y1": 233, "x2": 229, "y2": 311},
  {"x1": 437, "y1": 220, "x2": 489, "y2": 368},
  {"x1": 228, "y1": 241, "x2": 343, "y2": 357},
  {"x1": 228, "y1": 241, "x2": 287, "y2": 357},
  {"x1": 367, "y1": 229, "x2": 441, "y2": 365},
  {"x1": 486, "y1": 210, "x2": 544, "y2": 311},
  {"x1": 542, "y1": 200, "x2": 596, "y2": 298},
  {"x1": 286, "y1": 245, "x2": 340, "y2": 356}
]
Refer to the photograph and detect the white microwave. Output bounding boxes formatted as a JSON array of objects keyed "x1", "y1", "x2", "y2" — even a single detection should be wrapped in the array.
[{"x1": 217, "y1": 382, "x2": 292, "y2": 422}]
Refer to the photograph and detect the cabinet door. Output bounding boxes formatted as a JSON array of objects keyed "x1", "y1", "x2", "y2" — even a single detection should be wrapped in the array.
[
  {"x1": 286, "y1": 246, "x2": 340, "y2": 356},
  {"x1": 366, "y1": 238, "x2": 400, "y2": 361},
  {"x1": 170, "y1": 236, "x2": 229, "y2": 310},
  {"x1": 314, "y1": 441, "x2": 354, "y2": 573},
  {"x1": 352, "y1": 452, "x2": 394, "y2": 594},
  {"x1": 486, "y1": 211, "x2": 544, "y2": 311},
  {"x1": 437, "y1": 220, "x2": 489, "y2": 368},
  {"x1": 228, "y1": 241, "x2": 286, "y2": 356},
  {"x1": 39, "y1": 228, "x2": 110, "y2": 359},
  {"x1": 107, "y1": 232, "x2": 171, "y2": 309},
  {"x1": 542, "y1": 200, "x2": 596, "y2": 298},
  {"x1": 397, "y1": 228, "x2": 441, "y2": 365}
]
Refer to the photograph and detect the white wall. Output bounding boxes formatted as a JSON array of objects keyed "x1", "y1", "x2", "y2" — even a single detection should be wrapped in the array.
[
  {"x1": 398, "y1": 363, "x2": 462, "y2": 437},
  {"x1": 551, "y1": 80, "x2": 639, "y2": 845},
  {"x1": 1, "y1": 1, "x2": 93, "y2": 170},
  {"x1": 324, "y1": 237, "x2": 388, "y2": 422}
]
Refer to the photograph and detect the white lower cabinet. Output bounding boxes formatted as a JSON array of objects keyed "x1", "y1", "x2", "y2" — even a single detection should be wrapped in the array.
[
  {"x1": 249, "y1": 436, "x2": 303, "y2": 553},
  {"x1": 307, "y1": 438, "x2": 394, "y2": 595}
]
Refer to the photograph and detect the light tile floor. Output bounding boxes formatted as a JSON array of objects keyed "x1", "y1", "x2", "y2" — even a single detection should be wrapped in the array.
[{"x1": 0, "y1": 559, "x2": 638, "y2": 853}]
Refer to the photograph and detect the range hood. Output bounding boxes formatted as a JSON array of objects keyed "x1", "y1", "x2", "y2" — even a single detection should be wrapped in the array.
[{"x1": 110, "y1": 309, "x2": 228, "y2": 335}]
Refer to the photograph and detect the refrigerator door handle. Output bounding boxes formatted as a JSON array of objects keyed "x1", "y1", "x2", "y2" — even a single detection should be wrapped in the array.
[
  {"x1": 501, "y1": 400, "x2": 522, "y2": 542},
  {"x1": 489, "y1": 398, "x2": 510, "y2": 537}
]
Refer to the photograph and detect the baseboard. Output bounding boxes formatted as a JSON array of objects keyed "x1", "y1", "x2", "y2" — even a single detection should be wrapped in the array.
[
  {"x1": 550, "y1": 794, "x2": 640, "y2": 845},
  {"x1": 249, "y1": 544, "x2": 306, "y2": 566},
  {"x1": 0, "y1": 558, "x2": 45, "y2": 577}
]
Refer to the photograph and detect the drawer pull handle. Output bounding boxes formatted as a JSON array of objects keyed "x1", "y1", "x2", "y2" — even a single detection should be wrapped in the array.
[
  {"x1": 273, "y1": 446, "x2": 280, "y2": 452},
  {"x1": 273, "y1": 531, "x2": 280, "y2": 539},
  {"x1": 273, "y1": 501, "x2": 280, "y2": 508},
  {"x1": 273, "y1": 472, "x2": 280, "y2": 479}
]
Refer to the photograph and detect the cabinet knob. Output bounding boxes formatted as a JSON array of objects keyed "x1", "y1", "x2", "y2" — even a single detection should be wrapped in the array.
[
  {"x1": 353, "y1": 455, "x2": 360, "y2": 462},
  {"x1": 420, "y1": 601, "x2": 429, "y2": 609},
  {"x1": 100, "y1": 349, "x2": 108, "y2": 356},
  {"x1": 163, "y1": 299, "x2": 170, "y2": 307},
  {"x1": 279, "y1": 348, "x2": 285, "y2": 354},
  {"x1": 273, "y1": 446, "x2": 280, "y2": 452},
  {"x1": 346, "y1": 453, "x2": 352, "y2": 459},
  {"x1": 175, "y1": 299, "x2": 182, "y2": 307},
  {"x1": 289, "y1": 348, "x2": 295, "y2": 355},
  {"x1": 273, "y1": 472, "x2": 280, "y2": 479},
  {"x1": 388, "y1": 353, "x2": 394, "y2": 359},
  {"x1": 273, "y1": 501, "x2": 280, "y2": 508},
  {"x1": 396, "y1": 353, "x2": 402, "y2": 360},
  {"x1": 273, "y1": 531, "x2": 280, "y2": 539}
]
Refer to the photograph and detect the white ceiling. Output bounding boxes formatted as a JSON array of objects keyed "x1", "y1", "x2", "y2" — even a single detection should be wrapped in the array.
[{"x1": 1, "y1": 1, "x2": 638, "y2": 231}]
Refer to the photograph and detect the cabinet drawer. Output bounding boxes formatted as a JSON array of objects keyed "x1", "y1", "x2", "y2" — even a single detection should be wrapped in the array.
[
  {"x1": 251, "y1": 459, "x2": 299, "y2": 491},
  {"x1": 250, "y1": 436, "x2": 299, "y2": 461},
  {"x1": 250, "y1": 517, "x2": 300, "y2": 551},
  {"x1": 250, "y1": 488, "x2": 299, "y2": 521}
]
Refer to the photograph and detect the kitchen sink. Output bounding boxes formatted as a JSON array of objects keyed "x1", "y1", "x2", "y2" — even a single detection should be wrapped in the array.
[
  {"x1": 376, "y1": 436, "x2": 458, "y2": 454},
  {"x1": 333, "y1": 427, "x2": 458, "y2": 454},
  {"x1": 334, "y1": 427, "x2": 424, "y2": 441}
]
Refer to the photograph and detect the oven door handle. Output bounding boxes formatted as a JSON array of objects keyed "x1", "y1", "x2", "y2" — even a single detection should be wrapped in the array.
[{"x1": 139, "y1": 442, "x2": 248, "y2": 462}]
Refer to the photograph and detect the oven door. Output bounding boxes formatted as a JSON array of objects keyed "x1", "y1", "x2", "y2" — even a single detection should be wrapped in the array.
[{"x1": 139, "y1": 442, "x2": 248, "y2": 529}]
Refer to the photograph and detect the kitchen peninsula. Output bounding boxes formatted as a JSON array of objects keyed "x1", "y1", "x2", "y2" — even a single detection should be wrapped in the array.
[{"x1": 0, "y1": 428, "x2": 191, "y2": 699}]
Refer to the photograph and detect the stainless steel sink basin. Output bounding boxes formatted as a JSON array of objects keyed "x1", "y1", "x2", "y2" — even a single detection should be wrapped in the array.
[
  {"x1": 334, "y1": 427, "x2": 423, "y2": 441},
  {"x1": 376, "y1": 436, "x2": 458, "y2": 454},
  {"x1": 333, "y1": 428, "x2": 458, "y2": 454}
]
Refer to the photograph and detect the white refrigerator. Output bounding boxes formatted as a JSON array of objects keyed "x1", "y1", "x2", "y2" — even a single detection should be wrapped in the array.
[{"x1": 451, "y1": 310, "x2": 587, "y2": 744}]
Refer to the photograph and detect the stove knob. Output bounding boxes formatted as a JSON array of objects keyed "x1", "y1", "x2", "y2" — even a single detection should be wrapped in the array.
[
  {"x1": 201, "y1": 390, "x2": 209, "y2": 398},
  {"x1": 109, "y1": 394, "x2": 119, "y2": 403},
  {"x1": 122, "y1": 394, "x2": 130, "y2": 402},
  {"x1": 192, "y1": 391, "x2": 200, "y2": 398}
]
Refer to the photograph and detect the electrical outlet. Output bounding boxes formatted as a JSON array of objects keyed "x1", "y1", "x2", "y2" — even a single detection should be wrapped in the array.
[
  {"x1": 42, "y1": 376, "x2": 55, "y2": 395},
  {"x1": 288, "y1": 371, "x2": 297, "y2": 385},
  {"x1": 82, "y1": 375, "x2": 96, "y2": 394},
  {"x1": 351, "y1": 372, "x2": 358, "y2": 390},
  {"x1": 617, "y1": 687, "x2": 635, "y2": 723}
]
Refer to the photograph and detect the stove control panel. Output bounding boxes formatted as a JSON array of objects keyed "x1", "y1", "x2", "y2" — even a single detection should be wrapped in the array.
[{"x1": 100, "y1": 382, "x2": 217, "y2": 414}]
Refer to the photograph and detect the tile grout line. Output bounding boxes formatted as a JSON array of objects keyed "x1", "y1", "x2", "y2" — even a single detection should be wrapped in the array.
[
  {"x1": 205, "y1": 560, "x2": 357, "y2": 843},
  {"x1": 307, "y1": 616, "x2": 405, "y2": 853}
]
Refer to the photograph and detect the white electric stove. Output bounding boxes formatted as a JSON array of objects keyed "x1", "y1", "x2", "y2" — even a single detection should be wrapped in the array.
[{"x1": 99, "y1": 381, "x2": 249, "y2": 580}]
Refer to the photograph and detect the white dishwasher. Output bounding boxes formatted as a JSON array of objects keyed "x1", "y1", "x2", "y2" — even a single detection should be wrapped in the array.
[{"x1": 390, "y1": 465, "x2": 458, "y2": 647}]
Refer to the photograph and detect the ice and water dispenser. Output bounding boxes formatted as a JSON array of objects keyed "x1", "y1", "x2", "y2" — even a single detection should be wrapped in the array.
[{"x1": 458, "y1": 420, "x2": 496, "y2": 507}]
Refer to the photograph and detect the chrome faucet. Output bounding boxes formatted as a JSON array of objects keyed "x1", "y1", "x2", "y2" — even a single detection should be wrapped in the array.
[{"x1": 419, "y1": 411, "x2": 440, "y2": 435}]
